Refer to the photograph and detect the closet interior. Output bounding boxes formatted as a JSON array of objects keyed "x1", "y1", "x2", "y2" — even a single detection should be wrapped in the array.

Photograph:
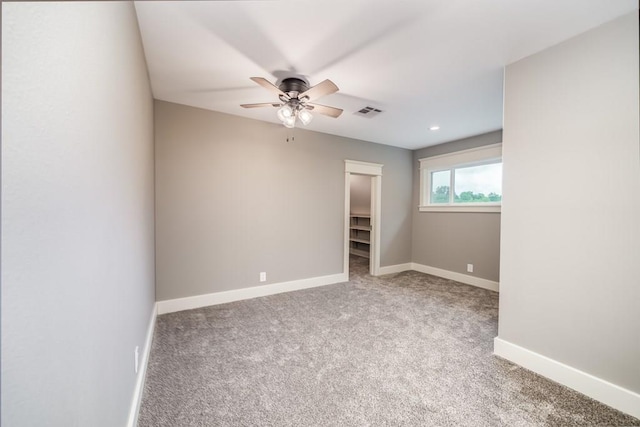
[{"x1": 349, "y1": 174, "x2": 372, "y2": 259}]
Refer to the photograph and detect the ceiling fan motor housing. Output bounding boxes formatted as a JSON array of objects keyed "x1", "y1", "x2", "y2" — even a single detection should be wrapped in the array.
[{"x1": 279, "y1": 78, "x2": 309, "y2": 99}]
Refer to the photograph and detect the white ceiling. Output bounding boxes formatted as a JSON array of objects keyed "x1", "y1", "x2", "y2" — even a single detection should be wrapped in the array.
[{"x1": 134, "y1": 0, "x2": 636, "y2": 150}]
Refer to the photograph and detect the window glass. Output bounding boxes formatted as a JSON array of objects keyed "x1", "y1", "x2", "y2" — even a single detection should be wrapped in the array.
[
  {"x1": 453, "y1": 162, "x2": 502, "y2": 204},
  {"x1": 430, "y1": 170, "x2": 450, "y2": 204}
]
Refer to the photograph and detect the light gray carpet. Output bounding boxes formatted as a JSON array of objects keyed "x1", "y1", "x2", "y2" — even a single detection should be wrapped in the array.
[{"x1": 138, "y1": 256, "x2": 639, "y2": 426}]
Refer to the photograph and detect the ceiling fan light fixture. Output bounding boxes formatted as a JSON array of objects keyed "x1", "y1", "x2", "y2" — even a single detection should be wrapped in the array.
[
  {"x1": 283, "y1": 115, "x2": 296, "y2": 128},
  {"x1": 298, "y1": 109, "x2": 313, "y2": 125},
  {"x1": 277, "y1": 104, "x2": 294, "y2": 121}
]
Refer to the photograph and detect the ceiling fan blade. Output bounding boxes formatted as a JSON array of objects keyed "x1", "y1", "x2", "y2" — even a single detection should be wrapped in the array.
[
  {"x1": 241, "y1": 102, "x2": 281, "y2": 108},
  {"x1": 298, "y1": 79, "x2": 339, "y2": 102},
  {"x1": 250, "y1": 77, "x2": 289, "y2": 99},
  {"x1": 306, "y1": 103, "x2": 343, "y2": 118}
]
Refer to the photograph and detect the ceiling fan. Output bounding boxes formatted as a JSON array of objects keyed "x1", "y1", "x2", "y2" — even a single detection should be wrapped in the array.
[{"x1": 241, "y1": 77, "x2": 343, "y2": 128}]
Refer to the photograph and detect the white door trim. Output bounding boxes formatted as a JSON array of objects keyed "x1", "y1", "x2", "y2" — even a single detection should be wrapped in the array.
[{"x1": 344, "y1": 160, "x2": 383, "y2": 277}]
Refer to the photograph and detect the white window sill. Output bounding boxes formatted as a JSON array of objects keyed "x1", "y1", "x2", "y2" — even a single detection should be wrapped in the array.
[{"x1": 419, "y1": 205, "x2": 501, "y2": 213}]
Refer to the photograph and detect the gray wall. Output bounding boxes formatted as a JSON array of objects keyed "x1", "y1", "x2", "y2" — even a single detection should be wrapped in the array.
[
  {"x1": 2, "y1": 3, "x2": 156, "y2": 426},
  {"x1": 350, "y1": 174, "x2": 371, "y2": 215},
  {"x1": 155, "y1": 101, "x2": 413, "y2": 301},
  {"x1": 411, "y1": 131, "x2": 502, "y2": 282},
  {"x1": 499, "y1": 12, "x2": 640, "y2": 393}
]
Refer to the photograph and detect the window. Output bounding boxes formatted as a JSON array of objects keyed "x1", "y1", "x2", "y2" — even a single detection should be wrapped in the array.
[{"x1": 419, "y1": 144, "x2": 502, "y2": 212}]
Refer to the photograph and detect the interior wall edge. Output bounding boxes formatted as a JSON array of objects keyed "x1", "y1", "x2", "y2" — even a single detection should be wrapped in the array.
[{"x1": 127, "y1": 304, "x2": 158, "y2": 427}]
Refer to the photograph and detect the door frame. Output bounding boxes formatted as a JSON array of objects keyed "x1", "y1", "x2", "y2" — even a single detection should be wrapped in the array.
[{"x1": 344, "y1": 160, "x2": 383, "y2": 277}]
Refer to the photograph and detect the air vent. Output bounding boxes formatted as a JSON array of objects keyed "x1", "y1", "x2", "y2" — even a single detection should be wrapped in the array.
[{"x1": 354, "y1": 106, "x2": 384, "y2": 118}]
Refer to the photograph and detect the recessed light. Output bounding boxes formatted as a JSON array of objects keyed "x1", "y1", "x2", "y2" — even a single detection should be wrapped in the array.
[{"x1": 429, "y1": 126, "x2": 440, "y2": 131}]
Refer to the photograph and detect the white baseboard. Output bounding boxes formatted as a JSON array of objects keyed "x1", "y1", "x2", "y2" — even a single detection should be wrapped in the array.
[
  {"x1": 157, "y1": 272, "x2": 349, "y2": 315},
  {"x1": 373, "y1": 262, "x2": 499, "y2": 291},
  {"x1": 494, "y1": 337, "x2": 640, "y2": 419},
  {"x1": 378, "y1": 263, "x2": 413, "y2": 275},
  {"x1": 411, "y1": 262, "x2": 499, "y2": 292},
  {"x1": 127, "y1": 302, "x2": 157, "y2": 427}
]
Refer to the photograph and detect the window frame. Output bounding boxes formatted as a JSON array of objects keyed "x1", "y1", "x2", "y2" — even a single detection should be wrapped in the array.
[{"x1": 419, "y1": 143, "x2": 502, "y2": 213}]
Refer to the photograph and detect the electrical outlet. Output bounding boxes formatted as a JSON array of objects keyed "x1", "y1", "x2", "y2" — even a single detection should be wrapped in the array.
[
  {"x1": 467, "y1": 264, "x2": 474, "y2": 273},
  {"x1": 134, "y1": 346, "x2": 140, "y2": 374},
  {"x1": 260, "y1": 272, "x2": 267, "y2": 282}
]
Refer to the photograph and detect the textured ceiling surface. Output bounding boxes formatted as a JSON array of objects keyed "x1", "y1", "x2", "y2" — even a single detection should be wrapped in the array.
[{"x1": 134, "y1": 0, "x2": 636, "y2": 149}]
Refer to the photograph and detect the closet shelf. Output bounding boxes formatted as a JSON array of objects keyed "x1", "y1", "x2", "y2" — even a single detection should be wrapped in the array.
[
  {"x1": 350, "y1": 248, "x2": 370, "y2": 259},
  {"x1": 349, "y1": 237, "x2": 370, "y2": 244},
  {"x1": 350, "y1": 225, "x2": 371, "y2": 231},
  {"x1": 349, "y1": 213, "x2": 372, "y2": 259}
]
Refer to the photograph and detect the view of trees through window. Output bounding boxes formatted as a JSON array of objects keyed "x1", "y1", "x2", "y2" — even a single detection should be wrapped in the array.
[
  {"x1": 430, "y1": 162, "x2": 502, "y2": 204},
  {"x1": 431, "y1": 185, "x2": 502, "y2": 203}
]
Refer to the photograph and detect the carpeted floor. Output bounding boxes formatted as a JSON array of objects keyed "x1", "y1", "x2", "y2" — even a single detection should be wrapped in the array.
[{"x1": 138, "y1": 256, "x2": 639, "y2": 426}]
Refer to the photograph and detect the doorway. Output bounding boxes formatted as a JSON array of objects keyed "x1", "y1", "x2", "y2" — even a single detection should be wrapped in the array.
[{"x1": 344, "y1": 160, "x2": 382, "y2": 278}]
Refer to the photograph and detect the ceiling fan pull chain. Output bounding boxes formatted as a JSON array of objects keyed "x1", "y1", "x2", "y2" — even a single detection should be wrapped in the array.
[{"x1": 286, "y1": 129, "x2": 295, "y2": 143}]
